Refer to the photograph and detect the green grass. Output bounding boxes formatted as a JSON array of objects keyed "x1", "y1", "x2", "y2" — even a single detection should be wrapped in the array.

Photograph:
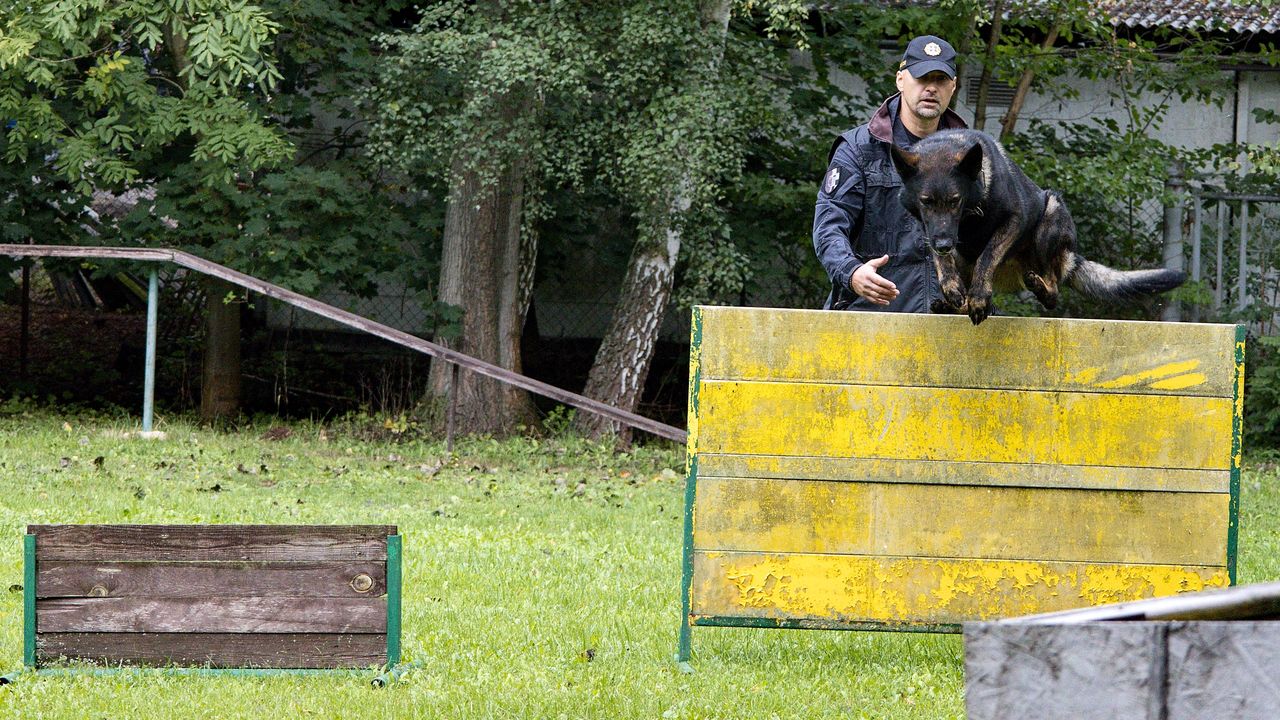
[{"x1": 0, "y1": 408, "x2": 1276, "y2": 719}]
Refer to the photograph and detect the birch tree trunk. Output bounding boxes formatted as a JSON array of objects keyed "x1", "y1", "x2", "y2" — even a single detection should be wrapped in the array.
[
  {"x1": 424, "y1": 148, "x2": 537, "y2": 435},
  {"x1": 574, "y1": 0, "x2": 732, "y2": 441}
]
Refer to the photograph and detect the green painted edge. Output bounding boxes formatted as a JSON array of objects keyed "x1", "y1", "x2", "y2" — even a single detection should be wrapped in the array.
[
  {"x1": 23, "y1": 534, "x2": 35, "y2": 668},
  {"x1": 690, "y1": 616, "x2": 960, "y2": 634},
  {"x1": 386, "y1": 533, "x2": 402, "y2": 666},
  {"x1": 31, "y1": 667, "x2": 373, "y2": 679},
  {"x1": 676, "y1": 306, "x2": 704, "y2": 665},
  {"x1": 1227, "y1": 324, "x2": 1245, "y2": 585}
]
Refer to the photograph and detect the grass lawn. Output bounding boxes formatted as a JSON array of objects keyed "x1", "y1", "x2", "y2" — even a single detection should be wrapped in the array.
[{"x1": 0, "y1": 407, "x2": 1276, "y2": 719}]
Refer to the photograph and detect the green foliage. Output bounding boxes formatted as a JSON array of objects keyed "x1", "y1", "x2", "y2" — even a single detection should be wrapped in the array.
[
  {"x1": 1245, "y1": 335, "x2": 1280, "y2": 449},
  {"x1": 0, "y1": 0, "x2": 292, "y2": 192},
  {"x1": 104, "y1": 162, "x2": 428, "y2": 299},
  {"x1": 365, "y1": 1, "x2": 793, "y2": 306}
]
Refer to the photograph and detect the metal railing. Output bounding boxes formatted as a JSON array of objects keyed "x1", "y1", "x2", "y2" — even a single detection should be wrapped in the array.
[
  {"x1": 1169, "y1": 190, "x2": 1280, "y2": 330},
  {"x1": 0, "y1": 245, "x2": 687, "y2": 444}
]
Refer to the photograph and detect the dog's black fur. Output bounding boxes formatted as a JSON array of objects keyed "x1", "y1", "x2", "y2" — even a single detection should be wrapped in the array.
[{"x1": 890, "y1": 129, "x2": 1186, "y2": 325}]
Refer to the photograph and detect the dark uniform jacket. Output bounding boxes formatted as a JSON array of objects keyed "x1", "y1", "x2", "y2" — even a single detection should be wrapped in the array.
[{"x1": 812, "y1": 94, "x2": 967, "y2": 311}]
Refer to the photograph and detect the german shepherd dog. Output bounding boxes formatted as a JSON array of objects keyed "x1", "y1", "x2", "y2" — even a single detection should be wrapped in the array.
[{"x1": 890, "y1": 129, "x2": 1186, "y2": 325}]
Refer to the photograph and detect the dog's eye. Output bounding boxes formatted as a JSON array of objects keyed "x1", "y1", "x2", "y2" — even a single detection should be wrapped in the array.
[
  {"x1": 950, "y1": 194, "x2": 961, "y2": 203},
  {"x1": 919, "y1": 195, "x2": 932, "y2": 205}
]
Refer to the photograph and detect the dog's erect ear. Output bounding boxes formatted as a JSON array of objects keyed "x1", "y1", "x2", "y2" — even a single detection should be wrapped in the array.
[
  {"x1": 956, "y1": 141, "x2": 983, "y2": 178},
  {"x1": 890, "y1": 145, "x2": 920, "y2": 182}
]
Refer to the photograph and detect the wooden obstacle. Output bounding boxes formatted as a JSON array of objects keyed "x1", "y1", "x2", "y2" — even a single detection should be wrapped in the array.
[
  {"x1": 23, "y1": 525, "x2": 401, "y2": 673},
  {"x1": 677, "y1": 307, "x2": 1244, "y2": 662}
]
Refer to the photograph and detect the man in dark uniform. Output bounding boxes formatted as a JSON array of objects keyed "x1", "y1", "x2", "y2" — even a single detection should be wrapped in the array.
[{"x1": 813, "y1": 35, "x2": 968, "y2": 311}]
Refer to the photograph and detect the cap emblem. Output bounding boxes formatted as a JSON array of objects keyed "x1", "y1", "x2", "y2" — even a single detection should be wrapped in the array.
[{"x1": 925, "y1": 42, "x2": 942, "y2": 57}]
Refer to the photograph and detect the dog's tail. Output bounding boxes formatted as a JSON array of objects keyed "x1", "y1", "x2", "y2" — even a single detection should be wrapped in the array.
[{"x1": 1063, "y1": 253, "x2": 1187, "y2": 302}]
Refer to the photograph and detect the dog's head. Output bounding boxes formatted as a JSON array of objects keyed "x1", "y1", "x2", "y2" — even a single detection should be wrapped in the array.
[{"x1": 891, "y1": 139, "x2": 984, "y2": 256}]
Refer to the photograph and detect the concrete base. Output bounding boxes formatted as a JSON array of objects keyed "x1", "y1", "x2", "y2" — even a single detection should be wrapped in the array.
[
  {"x1": 135, "y1": 431, "x2": 168, "y2": 440},
  {"x1": 964, "y1": 621, "x2": 1280, "y2": 720}
]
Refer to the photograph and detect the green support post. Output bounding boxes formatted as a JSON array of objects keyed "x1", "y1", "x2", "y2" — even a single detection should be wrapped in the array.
[
  {"x1": 386, "y1": 533, "x2": 402, "y2": 666},
  {"x1": 372, "y1": 533, "x2": 404, "y2": 688},
  {"x1": 23, "y1": 534, "x2": 35, "y2": 668}
]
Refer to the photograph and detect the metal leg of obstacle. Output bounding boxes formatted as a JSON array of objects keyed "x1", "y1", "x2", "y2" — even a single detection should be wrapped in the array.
[
  {"x1": 674, "y1": 456, "x2": 698, "y2": 674},
  {"x1": 371, "y1": 660, "x2": 423, "y2": 688},
  {"x1": 142, "y1": 269, "x2": 159, "y2": 433}
]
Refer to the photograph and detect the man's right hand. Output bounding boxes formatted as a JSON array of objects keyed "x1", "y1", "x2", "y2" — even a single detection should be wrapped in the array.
[{"x1": 850, "y1": 255, "x2": 898, "y2": 305}]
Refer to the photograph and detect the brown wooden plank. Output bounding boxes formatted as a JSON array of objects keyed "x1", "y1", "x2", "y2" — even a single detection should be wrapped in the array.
[
  {"x1": 36, "y1": 561, "x2": 387, "y2": 599},
  {"x1": 27, "y1": 525, "x2": 396, "y2": 561},
  {"x1": 36, "y1": 632, "x2": 387, "y2": 669},
  {"x1": 37, "y1": 597, "x2": 387, "y2": 633}
]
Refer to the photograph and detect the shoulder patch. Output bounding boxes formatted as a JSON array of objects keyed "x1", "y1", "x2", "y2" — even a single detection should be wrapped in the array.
[
  {"x1": 820, "y1": 163, "x2": 857, "y2": 198},
  {"x1": 824, "y1": 166, "x2": 841, "y2": 194}
]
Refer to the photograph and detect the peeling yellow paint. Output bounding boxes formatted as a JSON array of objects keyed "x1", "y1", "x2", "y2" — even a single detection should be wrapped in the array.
[
  {"x1": 1234, "y1": 338, "x2": 1246, "y2": 471},
  {"x1": 1064, "y1": 367, "x2": 1102, "y2": 385},
  {"x1": 698, "y1": 381, "x2": 1232, "y2": 470},
  {"x1": 686, "y1": 308, "x2": 1241, "y2": 631},
  {"x1": 694, "y1": 477, "x2": 1229, "y2": 566},
  {"x1": 1148, "y1": 373, "x2": 1208, "y2": 390},
  {"x1": 696, "y1": 307, "x2": 1238, "y2": 398},
  {"x1": 694, "y1": 552, "x2": 1229, "y2": 624},
  {"x1": 1095, "y1": 359, "x2": 1202, "y2": 389}
]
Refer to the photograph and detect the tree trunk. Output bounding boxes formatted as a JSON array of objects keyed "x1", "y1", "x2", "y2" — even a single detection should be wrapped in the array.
[
  {"x1": 200, "y1": 278, "x2": 241, "y2": 422},
  {"x1": 973, "y1": 0, "x2": 1005, "y2": 132},
  {"x1": 1000, "y1": 21, "x2": 1062, "y2": 140},
  {"x1": 574, "y1": 191, "x2": 690, "y2": 441},
  {"x1": 574, "y1": 0, "x2": 732, "y2": 441},
  {"x1": 424, "y1": 150, "x2": 537, "y2": 435}
]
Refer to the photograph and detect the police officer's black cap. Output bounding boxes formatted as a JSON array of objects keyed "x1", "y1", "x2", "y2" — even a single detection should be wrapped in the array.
[{"x1": 899, "y1": 35, "x2": 957, "y2": 79}]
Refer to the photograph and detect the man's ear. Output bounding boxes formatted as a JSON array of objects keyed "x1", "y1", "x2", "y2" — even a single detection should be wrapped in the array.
[
  {"x1": 890, "y1": 144, "x2": 920, "y2": 182},
  {"x1": 956, "y1": 141, "x2": 983, "y2": 178}
]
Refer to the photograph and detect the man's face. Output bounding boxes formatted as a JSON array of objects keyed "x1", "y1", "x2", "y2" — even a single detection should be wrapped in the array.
[{"x1": 896, "y1": 69, "x2": 957, "y2": 122}]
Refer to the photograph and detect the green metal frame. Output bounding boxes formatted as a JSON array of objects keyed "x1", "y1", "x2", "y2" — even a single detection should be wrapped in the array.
[
  {"x1": 22, "y1": 534, "x2": 35, "y2": 669},
  {"x1": 386, "y1": 533, "x2": 403, "y2": 666},
  {"x1": 15, "y1": 531, "x2": 406, "y2": 686},
  {"x1": 675, "y1": 309, "x2": 703, "y2": 671},
  {"x1": 674, "y1": 315, "x2": 1247, "y2": 665},
  {"x1": 1227, "y1": 324, "x2": 1246, "y2": 585}
]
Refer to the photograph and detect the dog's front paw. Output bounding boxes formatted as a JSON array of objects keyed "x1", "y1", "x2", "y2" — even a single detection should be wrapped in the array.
[
  {"x1": 930, "y1": 297, "x2": 958, "y2": 314},
  {"x1": 966, "y1": 293, "x2": 992, "y2": 325},
  {"x1": 941, "y1": 282, "x2": 966, "y2": 310}
]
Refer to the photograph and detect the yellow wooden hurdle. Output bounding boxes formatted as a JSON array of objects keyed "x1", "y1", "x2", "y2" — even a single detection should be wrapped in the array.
[{"x1": 676, "y1": 307, "x2": 1245, "y2": 664}]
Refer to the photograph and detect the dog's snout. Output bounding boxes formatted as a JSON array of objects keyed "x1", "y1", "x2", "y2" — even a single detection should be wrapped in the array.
[{"x1": 931, "y1": 237, "x2": 955, "y2": 255}]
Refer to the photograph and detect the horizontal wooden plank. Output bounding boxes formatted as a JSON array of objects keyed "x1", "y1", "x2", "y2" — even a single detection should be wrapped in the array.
[
  {"x1": 36, "y1": 632, "x2": 386, "y2": 669},
  {"x1": 691, "y1": 551, "x2": 1229, "y2": 626},
  {"x1": 697, "y1": 381, "x2": 1232, "y2": 470},
  {"x1": 28, "y1": 525, "x2": 396, "y2": 561},
  {"x1": 696, "y1": 307, "x2": 1238, "y2": 397},
  {"x1": 37, "y1": 597, "x2": 386, "y2": 633},
  {"x1": 697, "y1": 453, "x2": 1230, "y2": 493},
  {"x1": 36, "y1": 561, "x2": 387, "y2": 599},
  {"x1": 693, "y1": 477, "x2": 1229, "y2": 566}
]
